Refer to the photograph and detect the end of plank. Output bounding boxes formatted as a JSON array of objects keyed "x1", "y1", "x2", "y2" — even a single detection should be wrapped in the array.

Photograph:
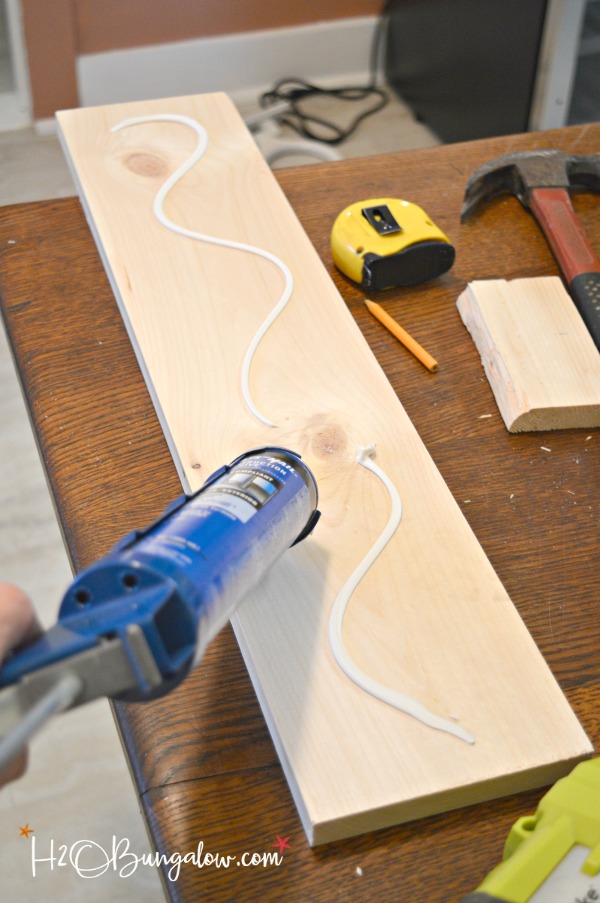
[{"x1": 457, "y1": 277, "x2": 600, "y2": 433}]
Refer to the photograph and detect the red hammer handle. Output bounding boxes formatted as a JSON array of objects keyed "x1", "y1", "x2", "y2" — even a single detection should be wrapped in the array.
[
  {"x1": 529, "y1": 187, "x2": 600, "y2": 283},
  {"x1": 529, "y1": 187, "x2": 600, "y2": 349}
]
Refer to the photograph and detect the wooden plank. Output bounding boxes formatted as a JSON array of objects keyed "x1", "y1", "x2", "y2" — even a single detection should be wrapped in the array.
[
  {"x1": 56, "y1": 93, "x2": 593, "y2": 845},
  {"x1": 457, "y1": 277, "x2": 600, "y2": 432}
]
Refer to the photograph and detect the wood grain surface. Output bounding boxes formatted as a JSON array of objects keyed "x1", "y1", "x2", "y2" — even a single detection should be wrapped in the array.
[
  {"x1": 0, "y1": 120, "x2": 598, "y2": 899},
  {"x1": 457, "y1": 276, "x2": 600, "y2": 431},
  {"x1": 56, "y1": 94, "x2": 592, "y2": 844}
]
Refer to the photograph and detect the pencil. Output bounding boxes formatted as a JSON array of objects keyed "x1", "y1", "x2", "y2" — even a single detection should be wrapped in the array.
[{"x1": 364, "y1": 299, "x2": 439, "y2": 372}]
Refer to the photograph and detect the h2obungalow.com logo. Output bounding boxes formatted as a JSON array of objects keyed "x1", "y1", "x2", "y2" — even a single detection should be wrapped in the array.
[{"x1": 19, "y1": 825, "x2": 290, "y2": 882}]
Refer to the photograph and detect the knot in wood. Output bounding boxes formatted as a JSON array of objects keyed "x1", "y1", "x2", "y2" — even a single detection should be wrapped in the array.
[
  {"x1": 311, "y1": 422, "x2": 348, "y2": 459},
  {"x1": 124, "y1": 152, "x2": 169, "y2": 178}
]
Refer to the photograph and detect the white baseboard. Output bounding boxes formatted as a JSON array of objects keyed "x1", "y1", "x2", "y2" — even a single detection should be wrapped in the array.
[
  {"x1": 0, "y1": 91, "x2": 30, "y2": 130},
  {"x1": 77, "y1": 16, "x2": 380, "y2": 111},
  {"x1": 33, "y1": 117, "x2": 58, "y2": 136}
]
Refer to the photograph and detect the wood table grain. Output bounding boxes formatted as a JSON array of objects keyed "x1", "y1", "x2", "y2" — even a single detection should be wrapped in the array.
[{"x1": 0, "y1": 122, "x2": 598, "y2": 901}]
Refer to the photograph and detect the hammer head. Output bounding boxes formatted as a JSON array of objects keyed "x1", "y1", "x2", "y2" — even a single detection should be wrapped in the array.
[{"x1": 461, "y1": 149, "x2": 600, "y2": 221}]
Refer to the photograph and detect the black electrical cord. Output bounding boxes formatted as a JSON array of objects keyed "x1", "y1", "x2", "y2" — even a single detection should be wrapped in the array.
[{"x1": 259, "y1": 13, "x2": 391, "y2": 146}]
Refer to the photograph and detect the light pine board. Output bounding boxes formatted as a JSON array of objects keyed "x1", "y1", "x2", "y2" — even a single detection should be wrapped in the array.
[
  {"x1": 57, "y1": 94, "x2": 592, "y2": 845},
  {"x1": 458, "y1": 277, "x2": 600, "y2": 432}
]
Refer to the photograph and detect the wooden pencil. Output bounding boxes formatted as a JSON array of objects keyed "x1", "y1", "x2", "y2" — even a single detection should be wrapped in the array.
[{"x1": 365, "y1": 299, "x2": 439, "y2": 372}]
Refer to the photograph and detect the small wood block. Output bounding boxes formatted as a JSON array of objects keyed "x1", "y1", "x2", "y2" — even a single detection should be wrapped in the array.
[
  {"x1": 57, "y1": 95, "x2": 592, "y2": 845},
  {"x1": 457, "y1": 277, "x2": 600, "y2": 432}
]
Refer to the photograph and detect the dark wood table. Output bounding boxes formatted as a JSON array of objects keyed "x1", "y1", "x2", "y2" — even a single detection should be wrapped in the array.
[{"x1": 1, "y1": 123, "x2": 598, "y2": 901}]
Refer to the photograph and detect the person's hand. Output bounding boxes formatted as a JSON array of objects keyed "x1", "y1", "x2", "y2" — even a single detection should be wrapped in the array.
[{"x1": 0, "y1": 583, "x2": 41, "y2": 786}]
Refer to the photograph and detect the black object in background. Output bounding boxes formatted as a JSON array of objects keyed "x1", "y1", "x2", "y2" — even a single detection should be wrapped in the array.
[
  {"x1": 569, "y1": 0, "x2": 600, "y2": 125},
  {"x1": 384, "y1": 0, "x2": 548, "y2": 143}
]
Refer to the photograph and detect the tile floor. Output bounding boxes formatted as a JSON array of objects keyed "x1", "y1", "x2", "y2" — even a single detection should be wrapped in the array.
[{"x1": 0, "y1": 89, "x2": 439, "y2": 901}]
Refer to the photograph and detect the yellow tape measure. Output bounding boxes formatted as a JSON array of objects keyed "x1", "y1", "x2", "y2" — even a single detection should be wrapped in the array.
[{"x1": 331, "y1": 197, "x2": 455, "y2": 290}]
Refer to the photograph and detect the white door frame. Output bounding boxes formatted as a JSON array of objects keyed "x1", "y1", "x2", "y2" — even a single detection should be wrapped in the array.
[
  {"x1": 529, "y1": 0, "x2": 587, "y2": 131},
  {"x1": 0, "y1": 0, "x2": 31, "y2": 129}
]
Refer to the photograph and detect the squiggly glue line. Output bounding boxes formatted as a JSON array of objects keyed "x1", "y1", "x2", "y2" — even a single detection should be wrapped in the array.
[
  {"x1": 328, "y1": 444, "x2": 475, "y2": 745},
  {"x1": 111, "y1": 113, "x2": 293, "y2": 428}
]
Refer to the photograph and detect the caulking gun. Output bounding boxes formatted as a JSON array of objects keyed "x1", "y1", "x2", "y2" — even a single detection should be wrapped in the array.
[{"x1": 0, "y1": 447, "x2": 319, "y2": 770}]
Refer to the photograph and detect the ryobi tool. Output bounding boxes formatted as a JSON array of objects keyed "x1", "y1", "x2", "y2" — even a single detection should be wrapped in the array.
[
  {"x1": 462, "y1": 757, "x2": 600, "y2": 903},
  {"x1": 331, "y1": 197, "x2": 455, "y2": 290},
  {"x1": 0, "y1": 447, "x2": 319, "y2": 770}
]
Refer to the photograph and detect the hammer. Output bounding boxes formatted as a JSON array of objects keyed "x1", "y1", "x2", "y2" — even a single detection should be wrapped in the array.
[{"x1": 461, "y1": 149, "x2": 600, "y2": 351}]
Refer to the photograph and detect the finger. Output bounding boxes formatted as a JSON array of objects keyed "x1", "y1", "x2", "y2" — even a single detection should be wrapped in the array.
[
  {"x1": 0, "y1": 583, "x2": 41, "y2": 661},
  {"x1": 0, "y1": 748, "x2": 28, "y2": 788}
]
